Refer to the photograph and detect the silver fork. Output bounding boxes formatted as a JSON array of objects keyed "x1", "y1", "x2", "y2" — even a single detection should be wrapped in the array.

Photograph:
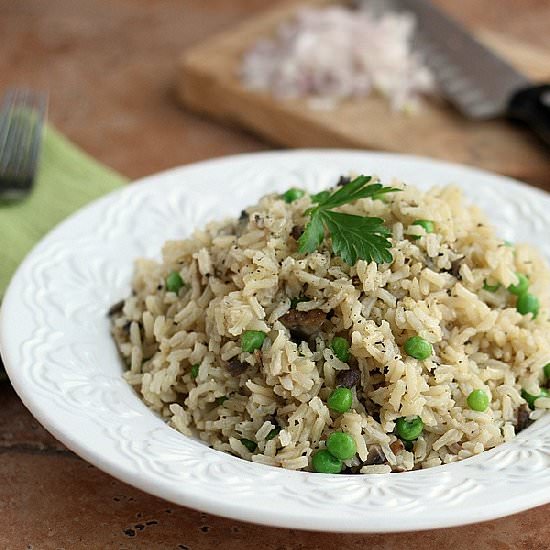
[
  {"x1": 0, "y1": 88, "x2": 48, "y2": 201},
  {"x1": 0, "y1": 89, "x2": 47, "y2": 380}
]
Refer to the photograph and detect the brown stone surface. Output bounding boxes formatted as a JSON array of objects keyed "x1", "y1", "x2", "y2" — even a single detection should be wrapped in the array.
[
  {"x1": 1, "y1": 386, "x2": 549, "y2": 550},
  {"x1": 1, "y1": 1, "x2": 550, "y2": 548}
]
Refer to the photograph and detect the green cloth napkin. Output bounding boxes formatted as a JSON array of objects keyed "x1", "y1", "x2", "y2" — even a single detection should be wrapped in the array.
[
  {"x1": 0, "y1": 126, "x2": 128, "y2": 295},
  {"x1": 0, "y1": 126, "x2": 127, "y2": 380}
]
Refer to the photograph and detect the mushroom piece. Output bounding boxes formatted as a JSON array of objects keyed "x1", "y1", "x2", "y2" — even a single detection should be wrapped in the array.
[
  {"x1": 389, "y1": 439, "x2": 405, "y2": 454},
  {"x1": 364, "y1": 444, "x2": 386, "y2": 465},
  {"x1": 337, "y1": 175, "x2": 351, "y2": 187},
  {"x1": 515, "y1": 404, "x2": 532, "y2": 433},
  {"x1": 290, "y1": 225, "x2": 303, "y2": 240},
  {"x1": 238, "y1": 209, "x2": 249, "y2": 223},
  {"x1": 442, "y1": 257, "x2": 464, "y2": 279},
  {"x1": 108, "y1": 300, "x2": 124, "y2": 316},
  {"x1": 279, "y1": 308, "x2": 327, "y2": 341},
  {"x1": 226, "y1": 359, "x2": 247, "y2": 376},
  {"x1": 335, "y1": 365, "x2": 361, "y2": 388}
]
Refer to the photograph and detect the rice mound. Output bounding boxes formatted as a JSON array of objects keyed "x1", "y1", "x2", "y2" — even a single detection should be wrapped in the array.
[{"x1": 112, "y1": 177, "x2": 550, "y2": 473}]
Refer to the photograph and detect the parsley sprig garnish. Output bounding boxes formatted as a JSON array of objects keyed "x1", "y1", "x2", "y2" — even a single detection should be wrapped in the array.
[{"x1": 298, "y1": 175, "x2": 399, "y2": 265}]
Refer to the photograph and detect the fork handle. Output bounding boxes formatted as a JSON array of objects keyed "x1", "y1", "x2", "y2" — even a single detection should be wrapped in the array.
[{"x1": 507, "y1": 84, "x2": 550, "y2": 147}]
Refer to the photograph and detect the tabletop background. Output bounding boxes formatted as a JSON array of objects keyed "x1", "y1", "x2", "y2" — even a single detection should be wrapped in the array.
[{"x1": 1, "y1": 1, "x2": 550, "y2": 548}]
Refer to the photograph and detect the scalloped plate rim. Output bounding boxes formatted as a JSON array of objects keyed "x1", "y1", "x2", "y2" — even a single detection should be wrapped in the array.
[{"x1": 1, "y1": 149, "x2": 549, "y2": 532}]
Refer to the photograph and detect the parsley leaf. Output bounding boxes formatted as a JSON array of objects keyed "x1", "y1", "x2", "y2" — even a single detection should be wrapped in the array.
[
  {"x1": 297, "y1": 175, "x2": 398, "y2": 265},
  {"x1": 310, "y1": 190, "x2": 331, "y2": 203},
  {"x1": 323, "y1": 211, "x2": 393, "y2": 265},
  {"x1": 298, "y1": 209, "x2": 325, "y2": 254},
  {"x1": 317, "y1": 176, "x2": 400, "y2": 210}
]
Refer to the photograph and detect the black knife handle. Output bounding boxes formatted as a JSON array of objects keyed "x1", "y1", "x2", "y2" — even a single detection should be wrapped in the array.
[{"x1": 506, "y1": 84, "x2": 550, "y2": 147}]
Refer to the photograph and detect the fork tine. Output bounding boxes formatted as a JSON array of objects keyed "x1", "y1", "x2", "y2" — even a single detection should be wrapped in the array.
[
  {"x1": 10, "y1": 94, "x2": 33, "y2": 177},
  {"x1": 12, "y1": 90, "x2": 46, "y2": 178},
  {"x1": 5, "y1": 89, "x2": 31, "y2": 176},
  {"x1": 0, "y1": 88, "x2": 48, "y2": 200},
  {"x1": 0, "y1": 90, "x2": 19, "y2": 172},
  {"x1": 26, "y1": 91, "x2": 48, "y2": 177}
]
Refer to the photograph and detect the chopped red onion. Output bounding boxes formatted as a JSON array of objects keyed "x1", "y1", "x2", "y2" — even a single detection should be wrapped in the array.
[{"x1": 240, "y1": 5, "x2": 436, "y2": 111}]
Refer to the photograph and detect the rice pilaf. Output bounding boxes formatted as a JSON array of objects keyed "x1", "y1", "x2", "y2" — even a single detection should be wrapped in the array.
[{"x1": 112, "y1": 176, "x2": 550, "y2": 474}]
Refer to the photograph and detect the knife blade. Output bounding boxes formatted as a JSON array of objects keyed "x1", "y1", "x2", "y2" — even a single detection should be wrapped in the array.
[{"x1": 396, "y1": 0, "x2": 550, "y2": 145}]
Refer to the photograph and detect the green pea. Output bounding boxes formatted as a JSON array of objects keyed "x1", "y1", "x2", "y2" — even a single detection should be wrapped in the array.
[
  {"x1": 283, "y1": 187, "x2": 305, "y2": 203},
  {"x1": 396, "y1": 416, "x2": 424, "y2": 441},
  {"x1": 327, "y1": 387, "x2": 353, "y2": 414},
  {"x1": 241, "y1": 330, "x2": 266, "y2": 352},
  {"x1": 508, "y1": 273, "x2": 529, "y2": 296},
  {"x1": 241, "y1": 438, "x2": 257, "y2": 452},
  {"x1": 544, "y1": 363, "x2": 550, "y2": 380},
  {"x1": 326, "y1": 432, "x2": 356, "y2": 460},
  {"x1": 467, "y1": 389, "x2": 490, "y2": 411},
  {"x1": 190, "y1": 363, "x2": 200, "y2": 379},
  {"x1": 483, "y1": 279, "x2": 501, "y2": 292},
  {"x1": 410, "y1": 219, "x2": 434, "y2": 240},
  {"x1": 216, "y1": 396, "x2": 228, "y2": 405},
  {"x1": 330, "y1": 336, "x2": 350, "y2": 362},
  {"x1": 265, "y1": 426, "x2": 281, "y2": 441},
  {"x1": 312, "y1": 449, "x2": 343, "y2": 474},
  {"x1": 516, "y1": 292, "x2": 539, "y2": 318},
  {"x1": 166, "y1": 271, "x2": 184, "y2": 293},
  {"x1": 404, "y1": 336, "x2": 432, "y2": 360},
  {"x1": 522, "y1": 388, "x2": 549, "y2": 410}
]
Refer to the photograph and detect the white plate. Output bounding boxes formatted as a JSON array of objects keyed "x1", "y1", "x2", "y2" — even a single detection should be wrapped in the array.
[{"x1": 1, "y1": 151, "x2": 550, "y2": 533}]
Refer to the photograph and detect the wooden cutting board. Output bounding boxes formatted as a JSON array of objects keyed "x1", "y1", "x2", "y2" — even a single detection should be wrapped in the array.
[{"x1": 176, "y1": 0, "x2": 550, "y2": 186}]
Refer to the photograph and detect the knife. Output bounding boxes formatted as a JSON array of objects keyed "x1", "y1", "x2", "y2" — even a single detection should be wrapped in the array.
[{"x1": 396, "y1": 0, "x2": 550, "y2": 146}]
